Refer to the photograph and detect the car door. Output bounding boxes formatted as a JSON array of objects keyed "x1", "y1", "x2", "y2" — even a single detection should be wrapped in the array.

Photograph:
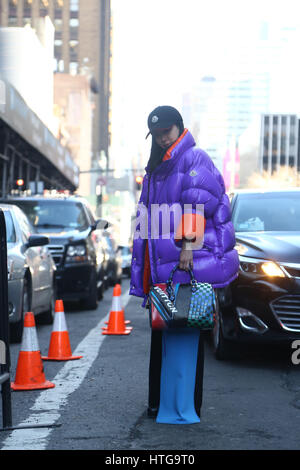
[{"x1": 14, "y1": 207, "x2": 51, "y2": 310}]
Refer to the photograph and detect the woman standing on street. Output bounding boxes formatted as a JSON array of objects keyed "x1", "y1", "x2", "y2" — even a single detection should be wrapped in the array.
[{"x1": 130, "y1": 105, "x2": 239, "y2": 424}]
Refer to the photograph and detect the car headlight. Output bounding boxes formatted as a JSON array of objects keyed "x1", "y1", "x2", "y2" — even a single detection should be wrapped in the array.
[
  {"x1": 65, "y1": 244, "x2": 88, "y2": 263},
  {"x1": 261, "y1": 261, "x2": 285, "y2": 277},
  {"x1": 239, "y1": 256, "x2": 286, "y2": 277}
]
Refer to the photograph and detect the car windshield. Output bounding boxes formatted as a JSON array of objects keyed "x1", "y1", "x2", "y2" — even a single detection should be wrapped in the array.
[
  {"x1": 12, "y1": 200, "x2": 90, "y2": 231},
  {"x1": 3, "y1": 210, "x2": 16, "y2": 242},
  {"x1": 232, "y1": 192, "x2": 300, "y2": 232}
]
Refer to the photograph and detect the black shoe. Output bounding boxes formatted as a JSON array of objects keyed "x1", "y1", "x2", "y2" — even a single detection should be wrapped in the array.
[{"x1": 147, "y1": 406, "x2": 158, "y2": 418}]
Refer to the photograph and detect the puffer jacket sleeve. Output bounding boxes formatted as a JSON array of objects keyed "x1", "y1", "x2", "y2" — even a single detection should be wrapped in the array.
[
  {"x1": 177, "y1": 150, "x2": 236, "y2": 258},
  {"x1": 209, "y1": 163, "x2": 237, "y2": 258}
]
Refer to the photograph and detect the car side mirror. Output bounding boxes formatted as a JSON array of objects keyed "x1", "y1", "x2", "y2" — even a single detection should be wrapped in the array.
[
  {"x1": 26, "y1": 234, "x2": 49, "y2": 248},
  {"x1": 91, "y1": 219, "x2": 110, "y2": 231}
]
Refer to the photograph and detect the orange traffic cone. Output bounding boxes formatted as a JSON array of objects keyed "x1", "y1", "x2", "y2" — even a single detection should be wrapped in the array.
[
  {"x1": 102, "y1": 284, "x2": 132, "y2": 335},
  {"x1": 104, "y1": 284, "x2": 131, "y2": 326},
  {"x1": 42, "y1": 300, "x2": 83, "y2": 361},
  {"x1": 11, "y1": 312, "x2": 55, "y2": 391}
]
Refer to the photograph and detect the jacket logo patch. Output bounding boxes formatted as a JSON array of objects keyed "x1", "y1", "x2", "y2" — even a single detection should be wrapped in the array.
[{"x1": 189, "y1": 170, "x2": 197, "y2": 176}]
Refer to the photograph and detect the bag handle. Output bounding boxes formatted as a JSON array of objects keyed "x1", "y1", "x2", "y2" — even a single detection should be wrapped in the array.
[{"x1": 166, "y1": 263, "x2": 197, "y2": 301}]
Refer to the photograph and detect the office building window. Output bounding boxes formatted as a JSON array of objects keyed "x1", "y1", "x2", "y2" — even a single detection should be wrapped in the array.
[
  {"x1": 70, "y1": 18, "x2": 79, "y2": 39},
  {"x1": 58, "y1": 59, "x2": 64, "y2": 72},
  {"x1": 69, "y1": 39, "x2": 78, "y2": 61},
  {"x1": 8, "y1": 17, "x2": 18, "y2": 26},
  {"x1": 70, "y1": 0, "x2": 79, "y2": 19},
  {"x1": 55, "y1": 0, "x2": 63, "y2": 19},
  {"x1": 23, "y1": 17, "x2": 31, "y2": 27},
  {"x1": 54, "y1": 18, "x2": 63, "y2": 30},
  {"x1": 23, "y1": 0, "x2": 32, "y2": 18},
  {"x1": 263, "y1": 157, "x2": 268, "y2": 171},
  {"x1": 69, "y1": 62, "x2": 79, "y2": 75},
  {"x1": 70, "y1": 0, "x2": 79, "y2": 12},
  {"x1": 54, "y1": 18, "x2": 63, "y2": 39},
  {"x1": 54, "y1": 39, "x2": 62, "y2": 60},
  {"x1": 40, "y1": 0, "x2": 49, "y2": 16},
  {"x1": 9, "y1": 0, "x2": 17, "y2": 17}
]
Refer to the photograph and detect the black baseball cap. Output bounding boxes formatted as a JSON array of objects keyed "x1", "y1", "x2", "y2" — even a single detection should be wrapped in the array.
[{"x1": 146, "y1": 105, "x2": 183, "y2": 138}]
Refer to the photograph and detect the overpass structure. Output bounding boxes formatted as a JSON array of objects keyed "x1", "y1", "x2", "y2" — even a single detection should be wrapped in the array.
[{"x1": 0, "y1": 78, "x2": 79, "y2": 197}]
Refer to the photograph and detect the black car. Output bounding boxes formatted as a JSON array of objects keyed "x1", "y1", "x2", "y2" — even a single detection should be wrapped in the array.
[
  {"x1": 1, "y1": 196, "x2": 108, "y2": 310},
  {"x1": 213, "y1": 189, "x2": 300, "y2": 359}
]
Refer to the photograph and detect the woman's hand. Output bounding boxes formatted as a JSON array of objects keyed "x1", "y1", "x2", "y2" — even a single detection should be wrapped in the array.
[{"x1": 179, "y1": 239, "x2": 193, "y2": 271}]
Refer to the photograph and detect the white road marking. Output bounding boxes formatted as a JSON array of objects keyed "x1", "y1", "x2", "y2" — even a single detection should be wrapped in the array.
[{"x1": 1, "y1": 289, "x2": 131, "y2": 450}]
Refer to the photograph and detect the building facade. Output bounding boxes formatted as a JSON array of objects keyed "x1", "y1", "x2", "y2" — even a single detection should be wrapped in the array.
[
  {"x1": 0, "y1": 0, "x2": 112, "y2": 171},
  {"x1": 53, "y1": 73, "x2": 93, "y2": 196},
  {"x1": 0, "y1": 20, "x2": 54, "y2": 130},
  {"x1": 260, "y1": 114, "x2": 299, "y2": 175}
]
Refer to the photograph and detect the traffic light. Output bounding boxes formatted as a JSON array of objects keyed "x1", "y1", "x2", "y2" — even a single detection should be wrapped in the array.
[{"x1": 135, "y1": 175, "x2": 143, "y2": 191}]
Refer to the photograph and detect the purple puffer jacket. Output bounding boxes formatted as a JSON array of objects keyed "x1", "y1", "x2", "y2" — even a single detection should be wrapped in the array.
[{"x1": 130, "y1": 130, "x2": 239, "y2": 304}]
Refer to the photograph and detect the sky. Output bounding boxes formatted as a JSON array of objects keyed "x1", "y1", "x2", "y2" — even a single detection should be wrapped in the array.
[{"x1": 110, "y1": 0, "x2": 300, "y2": 171}]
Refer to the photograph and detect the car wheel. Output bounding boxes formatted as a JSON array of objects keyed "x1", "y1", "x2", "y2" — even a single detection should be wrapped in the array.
[
  {"x1": 83, "y1": 270, "x2": 98, "y2": 310},
  {"x1": 38, "y1": 285, "x2": 55, "y2": 325},
  {"x1": 212, "y1": 302, "x2": 237, "y2": 361},
  {"x1": 10, "y1": 277, "x2": 30, "y2": 343}
]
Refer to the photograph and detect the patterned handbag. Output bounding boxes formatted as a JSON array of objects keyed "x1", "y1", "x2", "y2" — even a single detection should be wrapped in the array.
[{"x1": 149, "y1": 264, "x2": 216, "y2": 330}]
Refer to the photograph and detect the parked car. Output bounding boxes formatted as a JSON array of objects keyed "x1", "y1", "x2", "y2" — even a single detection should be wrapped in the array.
[
  {"x1": 212, "y1": 189, "x2": 300, "y2": 359},
  {"x1": 0, "y1": 204, "x2": 56, "y2": 343},
  {"x1": 102, "y1": 231, "x2": 123, "y2": 286},
  {"x1": 119, "y1": 245, "x2": 132, "y2": 277},
  {"x1": 1, "y1": 196, "x2": 108, "y2": 310}
]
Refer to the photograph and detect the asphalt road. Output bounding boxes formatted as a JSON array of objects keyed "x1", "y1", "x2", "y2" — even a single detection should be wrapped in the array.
[{"x1": 0, "y1": 277, "x2": 300, "y2": 452}]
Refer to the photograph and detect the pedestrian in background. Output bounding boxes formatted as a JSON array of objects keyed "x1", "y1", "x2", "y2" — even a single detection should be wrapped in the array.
[{"x1": 130, "y1": 105, "x2": 239, "y2": 424}]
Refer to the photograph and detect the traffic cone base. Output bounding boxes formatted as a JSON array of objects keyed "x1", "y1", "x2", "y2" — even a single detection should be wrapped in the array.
[
  {"x1": 11, "y1": 313, "x2": 55, "y2": 391},
  {"x1": 42, "y1": 332, "x2": 82, "y2": 361},
  {"x1": 102, "y1": 284, "x2": 132, "y2": 335},
  {"x1": 102, "y1": 311, "x2": 133, "y2": 335},
  {"x1": 11, "y1": 352, "x2": 55, "y2": 390},
  {"x1": 42, "y1": 300, "x2": 83, "y2": 361}
]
